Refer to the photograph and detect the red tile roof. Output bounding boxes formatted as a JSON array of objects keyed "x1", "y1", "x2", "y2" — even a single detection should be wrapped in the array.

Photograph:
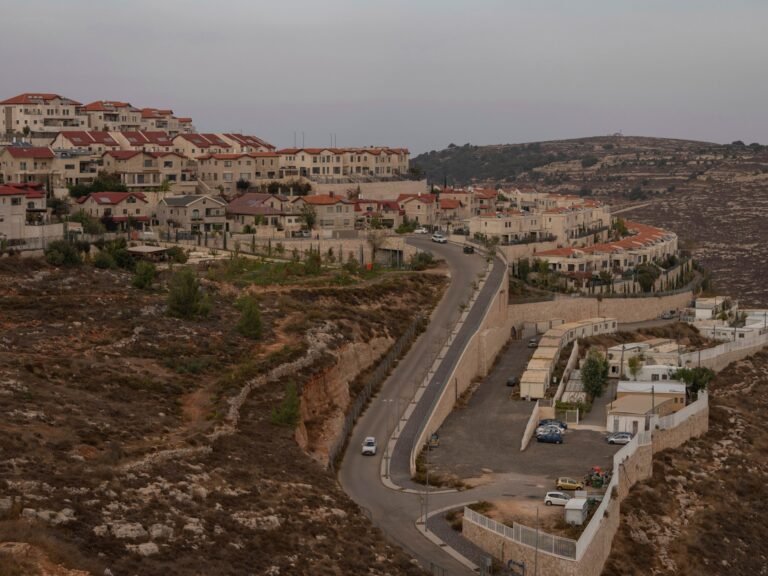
[
  {"x1": 76, "y1": 192, "x2": 147, "y2": 205},
  {"x1": 0, "y1": 93, "x2": 81, "y2": 106},
  {"x1": 296, "y1": 194, "x2": 346, "y2": 206},
  {"x1": 0, "y1": 183, "x2": 44, "y2": 197},
  {"x1": 438, "y1": 198, "x2": 462, "y2": 209},
  {"x1": 104, "y1": 150, "x2": 143, "y2": 160},
  {"x1": 57, "y1": 131, "x2": 119, "y2": 147},
  {"x1": 3, "y1": 147, "x2": 55, "y2": 159},
  {"x1": 222, "y1": 133, "x2": 275, "y2": 151},
  {"x1": 398, "y1": 193, "x2": 436, "y2": 204},
  {"x1": 82, "y1": 100, "x2": 134, "y2": 112},
  {"x1": 175, "y1": 133, "x2": 232, "y2": 149}
]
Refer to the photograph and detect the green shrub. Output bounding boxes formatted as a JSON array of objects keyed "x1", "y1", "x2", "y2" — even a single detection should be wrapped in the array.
[
  {"x1": 236, "y1": 296, "x2": 263, "y2": 339},
  {"x1": 44, "y1": 240, "x2": 82, "y2": 267},
  {"x1": 167, "y1": 245, "x2": 188, "y2": 264},
  {"x1": 271, "y1": 382, "x2": 300, "y2": 426},
  {"x1": 133, "y1": 261, "x2": 157, "y2": 289},
  {"x1": 167, "y1": 267, "x2": 211, "y2": 319},
  {"x1": 93, "y1": 251, "x2": 116, "y2": 269}
]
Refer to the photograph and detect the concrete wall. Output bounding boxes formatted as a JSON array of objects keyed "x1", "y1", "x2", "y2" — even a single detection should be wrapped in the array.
[
  {"x1": 681, "y1": 332, "x2": 768, "y2": 372},
  {"x1": 509, "y1": 290, "x2": 694, "y2": 326},
  {"x1": 313, "y1": 179, "x2": 428, "y2": 201},
  {"x1": 519, "y1": 401, "x2": 541, "y2": 451},
  {"x1": 410, "y1": 260, "x2": 513, "y2": 474},
  {"x1": 499, "y1": 240, "x2": 559, "y2": 262}
]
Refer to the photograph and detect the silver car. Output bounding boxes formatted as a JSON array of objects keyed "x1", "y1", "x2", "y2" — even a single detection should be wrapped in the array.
[
  {"x1": 361, "y1": 436, "x2": 377, "y2": 455},
  {"x1": 607, "y1": 432, "x2": 633, "y2": 445},
  {"x1": 544, "y1": 491, "x2": 572, "y2": 506}
]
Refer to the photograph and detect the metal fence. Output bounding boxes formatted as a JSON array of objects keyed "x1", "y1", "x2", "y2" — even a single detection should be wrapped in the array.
[
  {"x1": 463, "y1": 507, "x2": 578, "y2": 560},
  {"x1": 326, "y1": 315, "x2": 422, "y2": 470}
]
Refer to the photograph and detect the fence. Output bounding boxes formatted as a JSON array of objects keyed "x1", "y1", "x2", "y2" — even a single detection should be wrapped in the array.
[
  {"x1": 463, "y1": 507, "x2": 577, "y2": 560},
  {"x1": 326, "y1": 315, "x2": 422, "y2": 470}
]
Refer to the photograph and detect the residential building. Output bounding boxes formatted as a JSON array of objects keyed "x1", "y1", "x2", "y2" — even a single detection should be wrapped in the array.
[
  {"x1": 291, "y1": 194, "x2": 355, "y2": 231},
  {"x1": 276, "y1": 147, "x2": 410, "y2": 181},
  {"x1": 51, "y1": 131, "x2": 121, "y2": 155},
  {"x1": 156, "y1": 195, "x2": 227, "y2": 232},
  {"x1": 0, "y1": 93, "x2": 87, "y2": 144},
  {"x1": 0, "y1": 183, "x2": 47, "y2": 239},
  {"x1": 354, "y1": 199, "x2": 403, "y2": 229},
  {"x1": 398, "y1": 193, "x2": 437, "y2": 227},
  {"x1": 0, "y1": 147, "x2": 55, "y2": 187},
  {"x1": 173, "y1": 133, "x2": 232, "y2": 158},
  {"x1": 81, "y1": 101, "x2": 142, "y2": 132},
  {"x1": 226, "y1": 193, "x2": 290, "y2": 234},
  {"x1": 102, "y1": 150, "x2": 198, "y2": 191},
  {"x1": 219, "y1": 134, "x2": 275, "y2": 153},
  {"x1": 75, "y1": 191, "x2": 151, "y2": 230},
  {"x1": 606, "y1": 395, "x2": 676, "y2": 435},
  {"x1": 140, "y1": 108, "x2": 194, "y2": 136},
  {"x1": 197, "y1": 152, "x2": 280, "y2": 195},
  {"x1": 111, "y1": 131, "x2": 175, "y2": 153}
]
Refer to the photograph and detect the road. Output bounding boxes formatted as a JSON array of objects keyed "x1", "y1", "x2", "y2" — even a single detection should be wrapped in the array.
[{"x1": 338, "y1": 237, "x2": 504, "y2": 574}]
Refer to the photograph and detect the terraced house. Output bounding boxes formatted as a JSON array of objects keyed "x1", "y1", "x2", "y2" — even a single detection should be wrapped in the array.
[
  {"x1": 75, "y1": 191, "x2": 151, "y2": 230},
  {"x1": 102, "y1": 150, "x2": 198, "y2": 193},
  {"x1": 277, "y1": 147, "x2": 410, "y2": 181},
  {"x1": 198, "y1": 152, "x2": 280, "y2": 195}
]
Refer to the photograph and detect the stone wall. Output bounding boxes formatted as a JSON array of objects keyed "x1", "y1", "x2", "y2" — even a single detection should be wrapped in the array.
[
  {"x1": 509, "y1": 290, "x2": 693, "y2": 326},
  {"x1": 652, "y1": 401, "x2": 709, "y2": 454}
]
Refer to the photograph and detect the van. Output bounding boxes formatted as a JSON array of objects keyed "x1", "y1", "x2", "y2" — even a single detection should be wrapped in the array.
[{"x1": 528, "y1": 337, "x2": 538, "y2": 348}]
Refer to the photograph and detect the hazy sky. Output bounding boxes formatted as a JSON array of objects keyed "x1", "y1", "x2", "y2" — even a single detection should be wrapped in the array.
[{"x1": 2, "y1": 0, "x2": 766, "y2": 153}]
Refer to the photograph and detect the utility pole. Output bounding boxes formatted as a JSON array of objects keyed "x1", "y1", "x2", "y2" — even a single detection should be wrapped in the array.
[
  {"x1": 425, "y1": 433, "x2": 430, "y2": 533},
  {"x1": 534, "y1": 506, "x2": 539, "y2": 576}
]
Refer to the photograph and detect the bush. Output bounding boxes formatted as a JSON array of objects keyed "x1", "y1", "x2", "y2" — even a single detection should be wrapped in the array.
[
  {"x1": 93, "y1": 251, "x2": 116, "y2": 269},
  {"x1": 236, "y1": 296, "x2": 262, "y2": 339},
  {"x1": 167, "y1": 267, "x2": 211, "y2": 319},
  {"x1": 409, "y1": 251, "x2": 434, "y2": 271},
  {"x1": 132, "y1": 261, "x2": 157, "y2": 289},
  {"x1": 166, "y1": 245, "x2": 188, "y2": 264},
  {"x1": 68, "y1": 210, "x2": 106, "y2": 234},
  {"x1": 271, "y1": 382, "x2": 300, "y2": 426},
  {"x1": 44, "y1": 240, "x2": 82, "y2": 267}
]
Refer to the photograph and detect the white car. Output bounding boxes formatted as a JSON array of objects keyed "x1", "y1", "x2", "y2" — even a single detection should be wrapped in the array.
[
  {"x1": 361, "y1": 436, "x2": 377, "y2": 455},
  {"x1": 607, "y1": 432, "x2": 633, "y2": 445},
  {"x1": 431, "y1": 233, "x2": 447, "y2": 244},
  {"x1": 414, "y1": 227, "x2": 429, "y2": 234},
  {"x1": 544, "y1": 491, "x2": 572, "y2": 506},
  {"x1": 535, "y1": 425, "x2": 563, "y2": 437}
]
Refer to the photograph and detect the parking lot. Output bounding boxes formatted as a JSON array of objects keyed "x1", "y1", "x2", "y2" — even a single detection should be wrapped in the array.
[{"x1": 427, "y1": 338, "x2": 621, "y2": 486}]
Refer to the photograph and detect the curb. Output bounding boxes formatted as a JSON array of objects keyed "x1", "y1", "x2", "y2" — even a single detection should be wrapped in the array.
[{"x1": 416, "y1": 502, "x2": 481, "y2": 573}]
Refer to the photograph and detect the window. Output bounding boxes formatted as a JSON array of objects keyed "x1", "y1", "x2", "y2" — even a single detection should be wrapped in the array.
[
  {"x1": 11, "y1": 197, "x2": 22, "y2": 206},
  {"x1": 164, "y1": 161, "x2": 173, "y2": 168},
  {"x1": 144, "y1": 159, "x2": 153, "y2": 168},
  {"x1": 224, "y1": 161, "x2": 232, "y2": 168},
  {"x1": 651, "y1": 374, "x2": 659, "y2": 381}
]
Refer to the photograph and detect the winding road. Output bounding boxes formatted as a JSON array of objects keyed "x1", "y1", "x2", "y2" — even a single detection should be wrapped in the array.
[{"x1": 338, "y1": 237, "x2": 508, "y2": 574}]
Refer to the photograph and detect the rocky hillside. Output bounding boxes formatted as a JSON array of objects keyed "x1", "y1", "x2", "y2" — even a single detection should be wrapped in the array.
[
  {"x1": 0, "y1": 256, "x2": 444, "y2": 575},
  {"x1": 603, "y1": 350, "x2": 768, "y2": 575}
]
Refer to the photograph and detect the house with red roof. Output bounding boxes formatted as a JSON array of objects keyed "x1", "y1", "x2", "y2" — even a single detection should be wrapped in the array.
[
  {"x1": 354, "y1": 199, "x2": 404, "y2": 229},
  {"x1": 110, "y1": 131, "x2": 175, "y2": 153},
  {"x1": 219, "y1": 134, "x2": 275, "y2": 153},
  {"x1": 75, "y1": 192, "x2": 151, "y2": 230},
  {"x1": 276, "y1": 147, "x2": 410, "y2": 181},
  {"x1": 139, "y1": 108, "x2": 193, "y2": 136},
  {"x1": 291, "y1": 193, "x2": 355, "y2": 231},
  {"x1": 0, "y1": 147, "x2": 56, "y2": 187},
  {"x1": 51, "y1": 131, "x2": 121, "y2": 155},
  {"x1": 157, "y1": 195, "x2": 227, "y2": 233},
  {"x1": 172, "y1": 133, "x2": 232, "y2": 158},
  {"x1": 397, "y1": 193, "x2": 437, "y2": 227},
  {"x1": 0, "y1": 93, "x2": 86, "y2": 144}
]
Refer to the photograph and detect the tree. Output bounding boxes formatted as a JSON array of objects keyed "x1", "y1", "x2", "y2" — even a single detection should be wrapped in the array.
[
  {"x1": 68, "y1": 171, "x2": 127, "y2": 198},
  {"x1": 68, "y1": 210, "x2": 106, "y2": 235},
  {"x1": 167, "y1": 267, "x2": 211, "y2": 319},
  {"x1": 674, "y1": 367, "x2": 714, "y2": 399},
  {"x1": 517, "y1": 258, "x2": 531, "y2": 281},
  {"x1": 133, "y1": 261, "x2": 157, "y2": 290},
  {"x1": 236, "y1": 178, "x2": 251, "y2": 192},
  {"x1": 635, "y1": 263, "x2": 661, "y2": 292},
  {"x1": 47, "y1": 197, "x2": 70, "y2": 218},
  {"x1": 299, "y1": 204, "x2": 317, "y2": 231},
  {"x1": 627, "y1": 355, "x2": 641, "y2": 380},
  {"x1": 612, "y1": 218, "x2": 629, "y2": 238},
  {"x1": 581, "y1": 349, "x2": 609, "y2": 400},
  {"x1": 236, "y1": 296, "x2": 262, "y2": 339},
  {"x1": 271, "y1": 382, "x2": 300, "y2": 426},
  {"x1": 598, "y1": 270, "x2": 613, "y2": 292},
  {"x1": 44, "y1": 240, "x2": 82, "y2": 267}
]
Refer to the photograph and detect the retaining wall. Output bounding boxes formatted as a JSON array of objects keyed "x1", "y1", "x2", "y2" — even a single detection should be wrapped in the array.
[{"x1": 509, "y1": 290, "x2": 693, "y2": 326}]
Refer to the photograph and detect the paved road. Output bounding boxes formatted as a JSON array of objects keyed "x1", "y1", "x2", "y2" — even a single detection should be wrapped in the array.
[{"x1": 338, "y1": 237, "x2": 496, "y2": 575}]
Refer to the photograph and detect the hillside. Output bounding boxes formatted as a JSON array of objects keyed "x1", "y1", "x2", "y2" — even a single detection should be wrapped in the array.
[
  {"x1": 0, "y1": 256, "x2": 443, "y2": 575},
  {"x1": 414, "y1": 136, "x2": 768, "y2": 307}
]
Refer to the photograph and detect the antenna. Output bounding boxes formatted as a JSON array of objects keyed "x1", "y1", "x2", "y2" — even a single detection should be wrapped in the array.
[
  {"x1": 302, "y1": 132, "x2": 305, "y2": 147},
  {"x1": 293, "y1": 131, "x2": 297, "y2": 148}
]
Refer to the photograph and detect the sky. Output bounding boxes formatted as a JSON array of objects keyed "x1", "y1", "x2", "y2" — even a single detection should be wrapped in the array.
[{"x1": 2, "y1": 0, "x2": 767, "y2": 153}]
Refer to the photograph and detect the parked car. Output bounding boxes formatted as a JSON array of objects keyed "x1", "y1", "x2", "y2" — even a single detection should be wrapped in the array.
[
  {"x1": 556, "y1": 477, "x2": 584, "y2": 490},
  {"x1": 535, "y1": 425, "x2": 563, "y2": 437},
  {"x1": 537, "y1": 431, "x2": 563, "y2": 444},
  {"x1": 660, "y1": 310, "x2": 676, "y2": 320},
  {"x1": 506, "y1": 375, "x2": 519, "y2": 387},
  {"x1": 414, "y1": 227, "x2": 429, "y2": 234},
  {"x1": 527, "y1": 337, "x2": 538, "y2": 348},
  {"x1": 607, "y1": 432, "x2": 633, "y2": 445},
  {"x1": 544, "y1": 491, "x2": 572, "y2": 506},
  {"x1": 431, "y1": 233, "x2": 447, "y2": 244},
  {"x1": 428, "y1": 433, "x2": 440, "y2": 448},
  {"x1": 463, "y1": 245, "x2": 475, "y2": 254},
  {"x1": 361, "y1": 436, "x2": 377, "y2": 455},
  {"x1": 539, "y1": 418, "x2": 568, "y2": 430},
  {"x1": 452, "y1": 227, "x2": 468, "y2": 235}
]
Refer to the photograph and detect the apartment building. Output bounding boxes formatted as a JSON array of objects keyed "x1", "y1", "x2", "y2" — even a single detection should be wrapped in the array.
[
  {"x1": 0, "y1": 183, "x2": 48, "y2": 239},
  {"x1": 81, "y1": 101, "x2": 142, "y2": 132},
  {"x1": 140, "y1": 108, "x2": 194, "y2": 136},
  {"x1": 0, "y1": 93, "x2": 87, "y2": 144},
  {"x1": 156, "y1": 195, "x2": 227, "y2": 232},
  {"x1": 397, "y1": 193, "x2": 437, "y2": 227},
  {"x1": 0, "y1": 147, "x2": 55, "y2": 187},
  {"x1": 102, "y1": 151, "x2": 197, "y2": 191},
  {"x1": 277, "y1": 147, "x2": 410, "y2": 180},
  {"x1": 470, "y1": 209, "x2": 545, "y2": 243},
  {"x1": 198, "y1": 152, "x2": 280, "y2": 194}
]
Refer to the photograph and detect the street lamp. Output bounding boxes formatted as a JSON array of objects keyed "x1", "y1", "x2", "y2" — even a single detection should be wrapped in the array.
[{"x1": 382, "y1": 399, "x2": 394, "y2": 479}]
